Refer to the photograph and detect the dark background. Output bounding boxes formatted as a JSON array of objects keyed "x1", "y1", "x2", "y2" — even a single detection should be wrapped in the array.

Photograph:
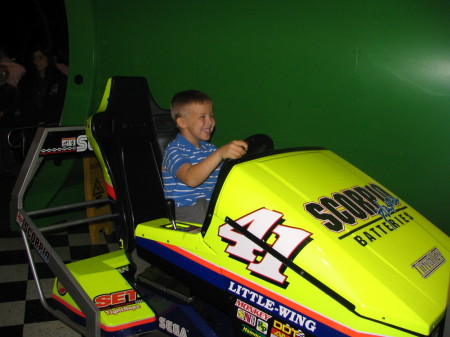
[
  {"x1": 1, "y1": 0, "x2": 68, "y2": 233},
  {"x1": 1, "y1": 0, "x2": 68, "y2": 67}
]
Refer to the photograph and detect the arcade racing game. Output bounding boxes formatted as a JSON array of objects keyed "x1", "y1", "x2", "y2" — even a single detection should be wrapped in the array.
[{"x1": 12, "y1": 77, "x2": 449, "y2": 337}]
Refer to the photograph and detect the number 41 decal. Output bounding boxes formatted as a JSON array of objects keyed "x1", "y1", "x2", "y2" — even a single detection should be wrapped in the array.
[{"x1": 218, "y1": 208, "x2": 312, "y2": 287}]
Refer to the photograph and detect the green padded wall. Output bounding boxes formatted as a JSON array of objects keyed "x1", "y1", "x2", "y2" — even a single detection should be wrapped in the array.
[{"x1": 62, "y1": 0, "x2": 450, "y2": 234}]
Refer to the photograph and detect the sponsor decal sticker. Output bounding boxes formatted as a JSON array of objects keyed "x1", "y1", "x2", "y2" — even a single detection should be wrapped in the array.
[
  {"x1": 304, "y1": 183, "x2": 400, "y2": 233},
  {"x1": 236, "y1": 299, "x2": 271, "y2": 335},
  {"x1": 412, "y1": 247, "x2": 445, "y2": 278},
  {"x1": 16, "y1": 212, "x2": 50, "y2": 263},
  {"x1": 228, "y1": 280, "x2": 317, "y2": 334},
  {"x1": 270, "y1": 320, "x2": 305, "y2": 337},
  {"x1": 304, "y1": 183, "x2": 411, "y2": 247},
  {"x1": 94, "y1": 289, "x2": 140, "y2": 310},
  {"x1": 238, "y1": 308, "x2": 257, "y2": 326},
  {"x1": 236, "y1": 299, "x2": 272, "y2": 321},
  {"x1": 242, "y1": 324, "x2": 267, "y2": 337},
  {"x1": 62, "y1": 137, "x2": 76, "y2": 148},
  {"x1": 257, "y1": 319, "x2": 269, "y2": 335},
  {"x1": 104, "y1": 304, "x2": 142, "y2": 315}
]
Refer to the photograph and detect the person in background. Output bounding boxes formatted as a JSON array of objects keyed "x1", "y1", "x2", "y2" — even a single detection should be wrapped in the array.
[
  {"x1": 0, "y1": 49, "x2": 26, "y2": 88},
  {"x1": 18, "y1": 45, "x2": 67, "y2": 126}
]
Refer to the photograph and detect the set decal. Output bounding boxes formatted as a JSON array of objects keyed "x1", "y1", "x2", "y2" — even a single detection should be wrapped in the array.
[
  {"x1": 411, "y1": 247, "x2": 446, "y2": 279},
  {"x1": 219, "y1": 208, "x2": 312, "y2": 287},
  {"x1": 159, "y1": 317, "x2": 189, "y2": 337},
  {"x1": 53, "y1": 292, "x2": 155, "y2": 332},
  {"x1": 16, "y1": 211, "x2": 50, "y2": 263},
  {"x1": 94, "y1": 289, "x2": 139, "y2": 309},
  {"x1": 53, "y1": 295, "x2": 156, "y2": 334}
]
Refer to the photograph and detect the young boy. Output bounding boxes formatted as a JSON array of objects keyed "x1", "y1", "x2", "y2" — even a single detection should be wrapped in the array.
[{"x1": 162, "y1": 90, "x2": 248, "y2": 224}]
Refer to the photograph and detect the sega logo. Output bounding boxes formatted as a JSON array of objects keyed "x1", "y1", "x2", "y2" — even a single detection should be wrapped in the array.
[
  {"x1": 76, "y1": 135, "x2": 92, "y2": 152},
  {"x1": 159, "y1": 317, "x2": 189, "y2": 337}
]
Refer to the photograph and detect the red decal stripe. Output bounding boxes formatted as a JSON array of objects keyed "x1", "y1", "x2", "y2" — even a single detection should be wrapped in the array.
[{"x1": 105, "y1": 183, "x2": 116, "y2": 200}]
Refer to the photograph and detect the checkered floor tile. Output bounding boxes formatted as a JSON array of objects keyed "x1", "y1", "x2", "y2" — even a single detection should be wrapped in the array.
[{"x1": 0, "y1": 225, "x2": 119, "y2": 337}]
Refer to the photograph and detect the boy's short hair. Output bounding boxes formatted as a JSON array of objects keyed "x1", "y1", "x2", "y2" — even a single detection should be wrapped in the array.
[{"x1": 171, "y1": 90, "x2": 212, "y2": 121}]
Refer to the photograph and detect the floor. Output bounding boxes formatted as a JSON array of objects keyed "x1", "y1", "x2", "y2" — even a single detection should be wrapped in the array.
[
  {"x1": 0, "y1": 167, "x2": 120, "y2": 336},
  {"x1": 0, "y1": 224, "x2": 119, "y2": 336}
]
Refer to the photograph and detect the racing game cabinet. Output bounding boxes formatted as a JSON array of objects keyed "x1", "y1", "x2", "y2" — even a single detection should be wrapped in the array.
[{"x1": 17, "y1": 75, "x2": 450, "y2": 337}]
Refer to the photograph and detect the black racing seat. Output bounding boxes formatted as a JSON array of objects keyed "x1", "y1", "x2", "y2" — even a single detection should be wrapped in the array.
[{"x1": 89, "y1": 76, "x2": 177, "y2": 252}]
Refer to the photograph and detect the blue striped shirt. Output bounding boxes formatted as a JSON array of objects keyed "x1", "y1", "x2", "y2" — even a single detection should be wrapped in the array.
[{"x1": 162, "y1": 133, "x2": 220, "y2": 207}]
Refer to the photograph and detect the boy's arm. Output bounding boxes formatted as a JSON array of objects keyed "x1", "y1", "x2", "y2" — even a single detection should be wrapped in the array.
[{"x1": 176, "y1": 140, "x2": 248, "y2": 188}]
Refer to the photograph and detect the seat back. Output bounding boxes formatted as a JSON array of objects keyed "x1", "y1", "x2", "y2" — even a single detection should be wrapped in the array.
[
  {"x1": 151, "y1": 100, "x2": 179, "y2": 167},
  {"x1": 87, "y1": 76, "x2": 177, "y2": 252}
]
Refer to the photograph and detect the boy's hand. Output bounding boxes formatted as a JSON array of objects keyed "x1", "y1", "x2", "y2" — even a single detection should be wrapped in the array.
[
  {"x1": 176, "y1": 140, "x2": 248, "y2": 187},
  {"x1": 218, "y1": 140, "x2": 248, "y2": 160}
]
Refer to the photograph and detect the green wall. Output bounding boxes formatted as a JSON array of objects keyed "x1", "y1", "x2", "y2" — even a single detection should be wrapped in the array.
[{"x1": 62, "y1": 0, "x2": 450, "y2": 234}]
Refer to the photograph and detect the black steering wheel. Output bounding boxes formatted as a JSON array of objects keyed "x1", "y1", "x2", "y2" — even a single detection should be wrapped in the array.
[
  {"x1": 220, "y1": 133, "x2": 274, "y2": 173},
  {"x1": 242, "y1": 133, "x2": 274, "y2": 158},
  {"x1": 215, "y1": 133, "x2": 275, "y2": 197}
]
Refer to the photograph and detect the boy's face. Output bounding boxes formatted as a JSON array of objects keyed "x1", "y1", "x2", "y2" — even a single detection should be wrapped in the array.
[{"x1": 177, "y1": 101, "x2": 215, "y2": 147}]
